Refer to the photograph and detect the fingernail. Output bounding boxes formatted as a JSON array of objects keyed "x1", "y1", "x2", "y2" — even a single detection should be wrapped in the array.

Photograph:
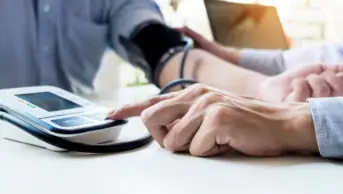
[
  {"x1": 105, "y1": 114, "x2": 119, "y2": 121},
  {"x1": 106, "y1": 110, "x2": 117, "y2": 118},
  {"x1": 104, "y1": 113, "x2": 114, "y2": 120}
]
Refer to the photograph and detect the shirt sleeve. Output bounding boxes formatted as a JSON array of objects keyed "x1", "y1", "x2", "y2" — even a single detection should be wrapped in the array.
[
  {"x1": 308, "y1": 97, "x2": 343, "y2": 158},
  {"x1": 238, "y1": 42, "x2": 343, "y2": 75},
  {"x1": 108, "y1": 0, "x2": 164, "y2": 61},
  {"x1": 238, "y1": 49, "x2": 285, "y2": 76}
]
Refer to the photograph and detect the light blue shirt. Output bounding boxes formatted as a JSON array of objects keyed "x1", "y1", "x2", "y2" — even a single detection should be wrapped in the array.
[
  {"x1": 308, "y1": 98, "x2": 343, "y2": 158},
  {"x1": 0, "y1": 0, "x2": 163, "y2": 93},
  {"x1": 239, "y1": 43, "x2": 343, "y2": 158}
]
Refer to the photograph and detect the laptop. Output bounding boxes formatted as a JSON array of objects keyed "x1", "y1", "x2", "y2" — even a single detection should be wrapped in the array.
[{"x1": 203, "y1": 0, "x2": 289, "y2": 49}]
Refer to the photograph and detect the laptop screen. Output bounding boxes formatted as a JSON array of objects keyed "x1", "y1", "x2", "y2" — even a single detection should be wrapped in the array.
[{"x1": 204, "y1": 0, "x2": 289, "y2": 49}]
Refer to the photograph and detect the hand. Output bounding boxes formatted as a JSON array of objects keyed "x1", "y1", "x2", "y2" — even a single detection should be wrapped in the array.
[
  {"x1": 285, "y1": 71, "x2": 343, "y2": 101},
  {"x1": 175, "y1": 27, "x2": 219, "y2": 52},
  {"x1": 175, "y1": 27, "x2": 240, "y2": 64},
  {"x1": 259, "y1": 64, "x2": 343, "y2": 102},
  {"x1": 108, "y1": 84, "x2": 318, "y2": 157}
]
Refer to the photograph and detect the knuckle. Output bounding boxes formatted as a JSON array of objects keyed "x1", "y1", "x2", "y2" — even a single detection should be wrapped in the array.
[
  {"x1": 212, "y1": 105, "x2": 227, "y2": 116},
  {"x1": 207, "y1": 105, "x2": 227, "y2": 124},
  {"x1": 147, "y1": 96, "x2": 160, "y2": 106},
  {"x1": 140, "y1": 108, "x2": 153, "y2": 124},
  {"x1": 190, "y1": 83, "x2": 205, "y2": 89},
  {"x1": 143, "y1": 101, "x2": 170, "y2": 117},
  {"x1": 187, "y1": 83, "x2": 208, "y2": 95},
  {"x1": 197, "y1": 92, "x2": 222, "y2": 108}
]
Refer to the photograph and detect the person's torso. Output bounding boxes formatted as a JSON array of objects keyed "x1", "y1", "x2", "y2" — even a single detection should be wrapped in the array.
[{"x1": 0, "y1": 0, "x2": 112, "y2": 92}]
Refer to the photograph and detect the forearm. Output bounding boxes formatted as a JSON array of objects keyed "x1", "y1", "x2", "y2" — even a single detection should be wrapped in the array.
[
  {"x1": 203, "y1": 43, "x2": 241, "y2": 65},
  {"x1": 283, "y1": 97, "x2": 343, "y2": 159},
  {"x1": 282, "y1": 103, "x2": 318, "y2": 155},
  {"x1": 158, "y1": 49, "x2": 268, "y2": 97}
]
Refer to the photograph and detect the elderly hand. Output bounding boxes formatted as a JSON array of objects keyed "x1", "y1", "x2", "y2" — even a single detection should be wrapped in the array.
[
  {"x1": 259, "y1": 64, "x2": 343, "y2": 102},
  {"x1": 107, "y1": 84, "x2": 318, "y2": 157}
]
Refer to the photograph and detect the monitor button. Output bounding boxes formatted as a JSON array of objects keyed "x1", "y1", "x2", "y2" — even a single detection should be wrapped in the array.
[
  {"x1": 83, "y1": 113, "x2": 107, "y2": 121},
  {"x1": 51, "y1": 117, "x2": 92, "y2": 127}
]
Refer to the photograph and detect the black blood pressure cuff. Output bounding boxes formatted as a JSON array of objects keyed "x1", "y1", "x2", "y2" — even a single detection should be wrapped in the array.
[{"x1": 119, "y1": 22, "x2": 188, "y2": 87}]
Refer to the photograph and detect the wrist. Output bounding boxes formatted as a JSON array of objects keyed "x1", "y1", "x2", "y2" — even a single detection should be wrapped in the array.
[
  {"x1": 247, "y1": 73, "x2": 268, "y2": 99},
  {"x1": 281, "y1": 103, "x2": 319, "y2": 155},
  {"x1": 222, "y1": 47, "x2": 241, "y2": 65}
]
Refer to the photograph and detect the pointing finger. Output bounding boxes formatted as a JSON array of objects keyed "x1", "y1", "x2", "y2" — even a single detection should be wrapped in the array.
[{"x1": 107, "y1": 92, "x2": 179, "y2": 120}]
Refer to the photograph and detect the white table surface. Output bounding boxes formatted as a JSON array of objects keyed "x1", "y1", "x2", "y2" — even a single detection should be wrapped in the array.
[{"x1": 1, "y1": 86, "x2": 343, "y2": 194}]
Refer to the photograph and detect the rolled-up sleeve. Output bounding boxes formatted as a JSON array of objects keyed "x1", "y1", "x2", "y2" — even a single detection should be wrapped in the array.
[
  {"x1": 238, "y1": 49, "x2": 285, "y2": 75},
  {"x1": 308, "y1": 97, "x2": 343, "y2": 158},
  {"x1": 239, "y1": 43, "x2": 343, "y2": 75},
  {"x1": 108, "y1": 0, "x2": 164, "y2": 61}
]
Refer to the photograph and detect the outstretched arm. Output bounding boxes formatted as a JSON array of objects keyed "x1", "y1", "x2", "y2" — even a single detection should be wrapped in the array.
[
  {"x1": 158, "y1": 48, "x2": 267, "y2": 98},
  {"x1": 176, "y1": 27, "x2": 343, "y2": 76}
]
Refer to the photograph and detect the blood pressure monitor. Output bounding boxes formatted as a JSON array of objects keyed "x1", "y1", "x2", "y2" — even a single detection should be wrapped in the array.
[
  {"x1": 0, "y1": 86, "x2": 152, "y2": 153},
  {"x1": 1, "y1": 86, "x2": 123, "y2": 133}
]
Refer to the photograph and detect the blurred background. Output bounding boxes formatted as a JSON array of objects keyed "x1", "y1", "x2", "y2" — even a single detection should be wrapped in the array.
[{"x1": 93, "y1": 0, "x2": 343, "y2": 95}]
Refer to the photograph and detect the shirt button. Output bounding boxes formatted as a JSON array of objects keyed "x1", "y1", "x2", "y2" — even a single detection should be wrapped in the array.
[
  {"x1": 44, "y1": 46, "x2": 49, "y2": 52},
  {"x1": 43, "y1": 4, "x2": 51, "y2": 12}
]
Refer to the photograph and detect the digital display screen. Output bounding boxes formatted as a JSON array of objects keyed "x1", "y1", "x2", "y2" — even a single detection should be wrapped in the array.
[{"x1": 16, "y1": 92, "x2": 82, "y2": 112}]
